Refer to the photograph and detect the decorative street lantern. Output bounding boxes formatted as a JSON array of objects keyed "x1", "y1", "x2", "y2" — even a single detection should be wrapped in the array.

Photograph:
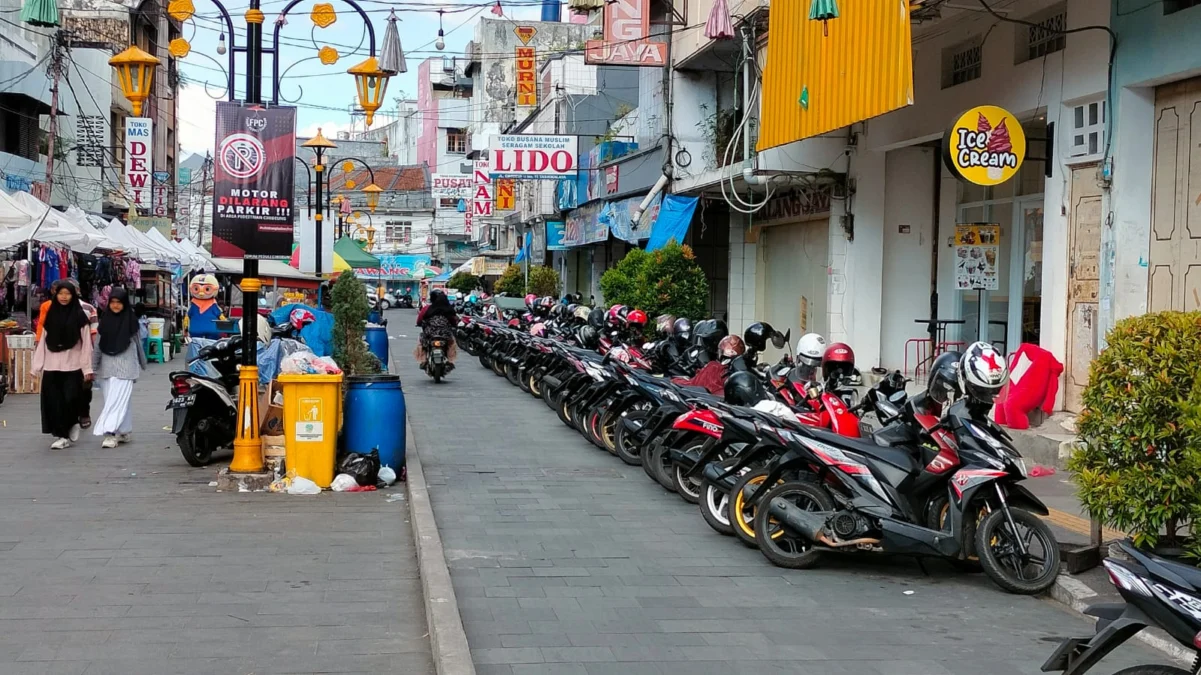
[
  {"x1": 347, "y1": 57, "x2": 390, "y2": 126},
  {"x1": 108, "y1": 46, "x2": 161, "y2": 117},
  {"x1": 362, "y1": 183, "x2": 382, "y2": 212},
  {"x1": 809, "y1": 0, "x2": 839, "y2": 36}
]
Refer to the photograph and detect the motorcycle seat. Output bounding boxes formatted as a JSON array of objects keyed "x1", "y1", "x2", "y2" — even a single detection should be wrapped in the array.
[
  {"x1": 806, "y1": 427, "x2": 918, "y2": 474},
  {"x1": 1145, "y1": 553, "x2": 1201, "y2": 591}
]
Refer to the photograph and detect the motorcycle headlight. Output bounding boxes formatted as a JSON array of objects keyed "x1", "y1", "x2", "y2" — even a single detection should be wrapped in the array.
[
  {"x1": 1011, "y1": 457, "x2": 1028, "y2": 478},
  {"x1": 660, "y1": 388, "x2": 681, "y2": 404}
]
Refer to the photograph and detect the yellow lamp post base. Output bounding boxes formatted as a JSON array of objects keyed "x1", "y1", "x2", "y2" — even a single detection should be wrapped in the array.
[{"x1": 230, "y1": 365, "x2": 264, "y2": 473}]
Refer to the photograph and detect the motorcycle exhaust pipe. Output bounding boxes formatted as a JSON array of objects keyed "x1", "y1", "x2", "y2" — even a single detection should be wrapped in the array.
[{"x1": 769, "y1": 499, "x2": 829, "y2": 541}]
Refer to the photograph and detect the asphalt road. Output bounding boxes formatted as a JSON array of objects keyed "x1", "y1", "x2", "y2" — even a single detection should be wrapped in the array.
[{"x1": 389, "y1": 309, "x2": 1172, "y2": 675}]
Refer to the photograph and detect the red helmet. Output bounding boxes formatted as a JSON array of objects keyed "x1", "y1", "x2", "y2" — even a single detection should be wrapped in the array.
[
  {"x1": 524, "y1": 293, "x2": 537, "y2": 310},
  {"x1": 289, "y1": 308, "x2": 316, "y2": 330},
  {"x1": 822, "y1": 342, "x2": 856, "y2": 380},
  {"x1": 718, "y1": 335, "x2": 746, "y2": 358},
  {"x1": 626, "y1": 309, "x2": 648, "y2": 328},
  {"x1": 606, "y1": 304, "x2": 628, "y2": 326}
]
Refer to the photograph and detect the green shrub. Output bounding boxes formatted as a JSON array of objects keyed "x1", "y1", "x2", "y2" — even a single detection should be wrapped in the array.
[
  {"x1": 331, "y1": 271, "x2": 382, "y2": 376},
  {"x1": 1071, "y1": 311, "x2": 1201, "y2": 554},
  {"x1": 527, "y1": 265, "x2": 560, "y2": 297},
  {"x1": 447, "y1": 272, "x2": 481, "y2": 294},
  {"x1": 494, "y1": 264, "x2": 525, "y2": 296},
  {"x1": 599, "y1": 242, "x2": 709, "y2": 324}
]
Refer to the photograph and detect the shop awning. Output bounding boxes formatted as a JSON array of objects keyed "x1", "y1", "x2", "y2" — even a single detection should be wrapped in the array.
[
  {"x1": 646, "y1": 195, "x2": 699, "y2": 252},
  {"x1": 333, "y1": 237, "x2": 381, "y2": 269}
]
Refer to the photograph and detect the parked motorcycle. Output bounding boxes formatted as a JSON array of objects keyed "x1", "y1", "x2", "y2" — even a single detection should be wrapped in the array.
[{"x1": 1043, "y1": 539, "x2": 1201, "y2": 675}]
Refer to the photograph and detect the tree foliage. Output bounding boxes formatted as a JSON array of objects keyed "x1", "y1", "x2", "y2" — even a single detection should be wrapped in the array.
[
  {"x1": 447, "y1": 272, "x2": 481, "y2": 293},
  {"x1": 599, "y1": 243, "x2": 709, "y2": 322},
  {"x1": 1071, "y1": 311, "x2": 1201, "y2": 555},
  {"x1": 494, "y1": 264, "x2": 525, "y2": 296},
  {"x1": 330, "y1": 271, "x2": 381, "y2": 376},
  {"x1": 527, "y1": 265, "x2": 560, "y2": 297}
]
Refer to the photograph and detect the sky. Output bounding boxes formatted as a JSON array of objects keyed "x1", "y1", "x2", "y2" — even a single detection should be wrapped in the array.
[{"x1": 177, "y1": 0, "x2": 545, "y2": 158}]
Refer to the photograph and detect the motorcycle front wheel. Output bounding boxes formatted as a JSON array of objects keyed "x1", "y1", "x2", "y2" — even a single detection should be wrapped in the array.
[
  {"x1": 975, "y1": 508, "x2": 1060, "y2": 595},
  {"x1": 613, "y1": 410, "x2": 647, "y2": 466}
]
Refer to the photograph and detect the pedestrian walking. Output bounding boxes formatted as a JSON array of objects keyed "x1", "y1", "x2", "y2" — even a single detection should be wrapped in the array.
[
  {"x1": 31, "y1": 280, "x2": 94, "y2": 449},
  {"x1": 92, "y1": 288, "x2": 146, "y2": 448},
  {"x1": 36, "y1": 281, "x2": 98, "y2": 429}
]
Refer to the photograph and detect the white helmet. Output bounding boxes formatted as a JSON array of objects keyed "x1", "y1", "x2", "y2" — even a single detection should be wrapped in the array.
[
  {"x1": 960, "y1": 341, "x2": 1008, "y2": 403},
  {"x1": 795, "y1": 332, "x2": 826, "y2": 368}
]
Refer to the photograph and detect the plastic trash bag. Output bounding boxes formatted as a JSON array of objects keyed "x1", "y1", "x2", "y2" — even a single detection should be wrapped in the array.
[
  {"x1": 330, "y1": 473, "x2": 359, "y2": 492},
  {"x1": 378, "y1": 466, "x2": 397, "y2": 486},
  {"x1": 286, "y1": 476, "x2": 322, "y2": 495},
  {"x1": 338, "y1": 450, "x2": 380, "y2": 486},
  {"x1": 280, "y1": 351, "x2": 344, "y2": 375}
]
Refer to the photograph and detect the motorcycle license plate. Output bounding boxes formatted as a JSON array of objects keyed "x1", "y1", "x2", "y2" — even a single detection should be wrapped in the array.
[
  {"x1": 166, "y1": 394, "x2": 196, "y2": 410},
  {"x1": 431, "y1": 350, "x2": 445, "y2": 364}
]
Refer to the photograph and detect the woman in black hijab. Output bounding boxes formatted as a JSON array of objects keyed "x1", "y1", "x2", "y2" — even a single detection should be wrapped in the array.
[
  {"x1": 91, "y1": 287, "x2": 146, "y2": 448},
  {"x1": 32, "y1": 280, "x2": 94, "y2": 449}
]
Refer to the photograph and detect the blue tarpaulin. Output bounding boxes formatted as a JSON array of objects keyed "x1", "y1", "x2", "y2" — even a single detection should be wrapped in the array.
[
  {"x1": 514, "y1": 232, "x2": 532, "y2": 262},
  {"x1": 646, "y1": 195, "x2": 699, "y2": 252},
  {"x1": 271, "y1": 303, "x2": 335, "y2": 357}
]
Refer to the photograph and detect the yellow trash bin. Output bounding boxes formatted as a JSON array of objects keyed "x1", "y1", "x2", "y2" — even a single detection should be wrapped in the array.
[{"x1": 278, "y1": 373, "x2": 343, "y2": 488}]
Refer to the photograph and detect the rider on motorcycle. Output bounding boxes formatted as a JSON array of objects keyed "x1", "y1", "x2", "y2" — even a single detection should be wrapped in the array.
[{"x1": 414, "y1": 289, "x2": 458, "y2": 367}]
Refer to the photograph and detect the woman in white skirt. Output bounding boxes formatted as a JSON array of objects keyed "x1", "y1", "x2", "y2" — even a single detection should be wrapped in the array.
[{"x1": 92, "y1": 288, "x2": 146, "y2": 448}]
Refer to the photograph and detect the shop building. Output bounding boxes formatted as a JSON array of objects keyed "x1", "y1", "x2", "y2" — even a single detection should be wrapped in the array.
[
  {"x1": 1104, "y1": 1, "x2": 1201, "y2": 345},
  {"x1": 702, "y1": 0, "x2": 1109, "y2": 414}
]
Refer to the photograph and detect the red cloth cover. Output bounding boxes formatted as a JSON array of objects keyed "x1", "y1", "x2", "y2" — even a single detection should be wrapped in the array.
[
  {"x1": 993, "y1": 343, "x2": 1064, "y2": 430},
  {"x1": 672, "y1": 361, "x2": 726, "y2": 396}
]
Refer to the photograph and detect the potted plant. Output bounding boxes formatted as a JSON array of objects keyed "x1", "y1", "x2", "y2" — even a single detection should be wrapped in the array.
[
  {"x1": 330, "y1": 271, "x2": 382, "y2": 376},
  {"x1": 1071, "y1": 311, "x2": 1201, "y2": 560},
  {"x1": 600, "y1": 241, "x2": 710, "y2": 335}
]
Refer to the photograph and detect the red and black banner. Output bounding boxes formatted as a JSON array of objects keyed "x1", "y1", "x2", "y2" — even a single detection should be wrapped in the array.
[{"x1": 211, "y1": 102, "x2": 296, "y2": 259}]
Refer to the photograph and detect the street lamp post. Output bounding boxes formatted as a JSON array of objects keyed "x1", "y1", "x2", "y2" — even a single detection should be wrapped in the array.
[
  {"x1": 110, "y1": 0, "x2": 401, "y2": 475},
  {"x1": 302, "y1": 129, "x2": 336, "y2": 288}
]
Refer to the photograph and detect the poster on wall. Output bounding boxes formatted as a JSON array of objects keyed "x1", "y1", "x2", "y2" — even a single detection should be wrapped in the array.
[
  {"x1": 954, "y1": 224, "x2": 1001, "y2": 290},
  {"x1": 211, "y1": 102, "x2": 296, "y2": 259}
]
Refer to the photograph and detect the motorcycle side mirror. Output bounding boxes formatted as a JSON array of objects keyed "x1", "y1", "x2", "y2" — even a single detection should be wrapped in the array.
[
  {"x1": 888, "y1": 390, "x2": 907, "y2": 403},
  {"x1": 770, "y1": 330, "x2": 788, "y2": 350}
]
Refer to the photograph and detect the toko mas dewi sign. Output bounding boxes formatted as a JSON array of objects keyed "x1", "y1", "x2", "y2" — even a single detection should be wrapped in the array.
[{"x1": 487, "y1": 135, "x2": 579, "y2": 180}]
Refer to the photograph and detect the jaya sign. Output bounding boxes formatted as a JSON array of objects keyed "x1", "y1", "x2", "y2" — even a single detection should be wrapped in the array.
[
  {"x1": 585, "y1": 0, "x2": 666, "y2": 66},
  {"x1": 123, "y1": 117, "x2": 153, "y2": 209},
  {"x1": 943, "y1": 105, "x2": 1026, "y2": 187},
  {"x1": 488, "y1": 135, "x2": 579, "y2": 180},
  {"x1": 211, "y1": 102, "x2": 297, "y2": 259}
]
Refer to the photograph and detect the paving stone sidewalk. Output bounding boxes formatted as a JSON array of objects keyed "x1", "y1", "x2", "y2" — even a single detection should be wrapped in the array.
[
  {"x1": 0, "y1": 358, "x2": 433, "y2": 675},
  {"x1": 392, "y1": 314, "x2": 1171, "y2": 675}
]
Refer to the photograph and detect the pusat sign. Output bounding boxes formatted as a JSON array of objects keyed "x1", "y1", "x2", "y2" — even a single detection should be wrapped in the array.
[
  {"x1": 488, "y1": 135, "x2": 579, "y2": 180},
  {"x1": 943, "y1": 105, "x2": 1026, "y2": 187},
  {"x1": 585, "y1": 0, "x2": 666, "y2": 66}
]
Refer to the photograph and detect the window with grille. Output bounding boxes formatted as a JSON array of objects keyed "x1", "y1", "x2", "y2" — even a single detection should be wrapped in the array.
[
  {"x1": 385, "y1": 221, "x2": 412, "y2": 245},
  {"x1": 942, "y1": 40, "x2": 982, "y2": 89},
  {"x1": 1069, "y1": 100, "x2": 1105, "y2": 158},
  {"x1": 1165, "y1": 0, "x2": 1201, "y2": 14},
  {"x1": 446, "y1": 129, "x2": 467, "y2": 154},
  {"x1": 1017, "y1": 5, "x2": 1066, "y2": 63}
]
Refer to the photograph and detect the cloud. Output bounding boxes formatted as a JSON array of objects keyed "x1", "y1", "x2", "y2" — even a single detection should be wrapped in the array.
[{"x1": 176, "y1": 82, "x2": 218, "y2": 156}]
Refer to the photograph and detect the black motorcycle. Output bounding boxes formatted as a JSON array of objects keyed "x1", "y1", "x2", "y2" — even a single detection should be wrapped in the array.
[
  {"x1": 1044, "y1": 540, "x2": 1201, "y2": 675},
  {"x1": 167, "y1": 337, "x2": 242, "y2": 467},
  {"x1": 751, "y1": 396, "x2": 1060, "y2": 594}
]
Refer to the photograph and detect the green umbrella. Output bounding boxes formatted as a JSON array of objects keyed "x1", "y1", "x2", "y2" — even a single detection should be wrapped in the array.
[
  {"x1": 809, "y1": 0, "x2": 838, "y2": 36},
  {"x1": 20, "y1": 0, "x2": 59, "y2": 27}
]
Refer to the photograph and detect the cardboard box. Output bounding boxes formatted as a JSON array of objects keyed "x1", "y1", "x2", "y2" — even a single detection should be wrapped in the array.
[{"x1": 259, "y1": 381, "x2": 284, "y2": 436}]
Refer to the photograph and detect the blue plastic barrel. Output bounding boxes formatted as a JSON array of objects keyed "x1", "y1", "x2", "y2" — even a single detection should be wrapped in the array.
[
  {"x1": 343, "y1": 374, "x2": 406, "y2": 469},
  {"x1": 365, "y1": 325, "x2": 389, "y2": 368},
  {"x1": 368, "y1": 310, "x2": 382, "y2": 324}
]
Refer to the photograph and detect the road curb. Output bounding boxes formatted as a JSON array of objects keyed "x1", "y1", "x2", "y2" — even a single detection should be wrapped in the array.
[
  {"x1": 389, "y1": 333, "x2": 476, "y2": 675},
  {"x1": 1050, "y1": 574, "x2": 1191, "y2": 663}
]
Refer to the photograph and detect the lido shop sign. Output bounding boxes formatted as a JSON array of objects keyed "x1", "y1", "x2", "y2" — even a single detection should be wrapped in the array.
[{"x1": 943, "y1": 105, "x2": 1026, "y2": 187}]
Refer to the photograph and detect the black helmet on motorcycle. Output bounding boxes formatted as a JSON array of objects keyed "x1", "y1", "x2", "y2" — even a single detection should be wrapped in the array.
[
  {"x1": 724, "y1": 371, "x2": 766, "y2": 406},
  {"x1": 587, "y1": 307, "x2": 606, "y2": 329},
  {"x1": 430, "y1": 288, "x2": 447, "y2": 303},
  {"x1": 537, "y1": 296, "x2": 555, "y2": 316},
  {"x1": 693, "y1": 319, "x2": 728, "y2": 355},
  {"x1": 927, "y1": 351, "x2": 963, "y2": 404},
  {"x1": 743, "y1": 322, "x2": 775, "y2": 352},
  {"x1": 566, "y1": 303, "x2": 579, "y2": 318},
  {"x1": 577, "y1": 325, "x2": 600, "y2": 349},
  {"x1": 960, "y1": 341, "x2": 1008, "y2": 404},
  {"x1": 673, "y1": 317, "x2": 692, "y2": 341}
]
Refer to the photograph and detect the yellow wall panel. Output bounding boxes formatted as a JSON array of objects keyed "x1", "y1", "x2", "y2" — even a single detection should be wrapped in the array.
[{"x1": 757, "y1": 0, "x2": 914, "y2": 151}]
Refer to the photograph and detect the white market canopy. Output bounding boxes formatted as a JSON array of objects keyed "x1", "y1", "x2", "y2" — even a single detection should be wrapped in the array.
[{"x1": 0, "y1": 190, "x2": 108, "y2": 252}]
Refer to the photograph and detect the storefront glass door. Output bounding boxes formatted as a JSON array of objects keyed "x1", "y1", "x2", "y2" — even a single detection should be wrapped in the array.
[{"x1": 954, "y1": 196, "x2": 1043, "y2": 355}]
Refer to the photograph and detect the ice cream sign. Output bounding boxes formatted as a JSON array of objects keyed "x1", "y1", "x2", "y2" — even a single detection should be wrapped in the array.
[{"x1": 943, "y1": 105, "x2": 1027, "y2": 187}]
